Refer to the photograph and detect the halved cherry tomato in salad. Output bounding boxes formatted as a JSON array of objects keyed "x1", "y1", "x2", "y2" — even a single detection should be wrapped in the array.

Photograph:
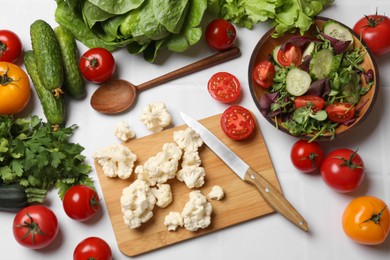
[
  {"x1": 252, "y1": 60, "x2": 275, "y2": 89},
  {"x1": 294, "y1": 95, "x2": 325, "y2": 112},
  {"x1": 220, "y1": 105, "x2": 255, "y2": 140},
  {"x1": 208, "y1": 72, "x2": 241, "y2": 103},
  {"x1": 326, "y1": 102, "x2": 356, "y2": 123},
  {"x1": 277, "y1": 44, "x2": 302, "y2": 67}
]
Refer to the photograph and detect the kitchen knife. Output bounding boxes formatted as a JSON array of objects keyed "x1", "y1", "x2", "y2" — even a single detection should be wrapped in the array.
[{"x1": 180, "y1": 112, "x2": 309, "y2": 232}]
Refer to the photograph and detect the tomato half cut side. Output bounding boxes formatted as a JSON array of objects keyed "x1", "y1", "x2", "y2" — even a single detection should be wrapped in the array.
[
  {"x1": 208, "y1": 72, "x2": 241, "y2": 103},
  {"x1": 220, "y1": 105, "x2": 255, "y2": 140},
  {"x1": 252, "y1": 60, "x2": 275, "y2": 89},
  {"x1": 325, "y1": 102, "x2": 356, "y2": 123},
  {"x1": 294, "y1": 95, "x2": 325, "y2": 112},
  {"x1": 277, "y1": 44, "x2": 303, "y2": 67}
]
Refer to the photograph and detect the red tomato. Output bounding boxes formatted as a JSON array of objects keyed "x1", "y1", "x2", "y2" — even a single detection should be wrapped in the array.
[
  {"x1": 63, "y1": 185, "x2": 100, "y2": 222},
  {"x1": 342, "y1": 196, "x2": 390, "y2": 245},
  {"x1": 252, "y1": 60, "x2": 275, "y2": 89},
  {"x1": 13, "y1": 205, "x2": 59, "y2": 249},
  {"x1": 320, "y1": 148, "x2": 365, "y2": 193},
  {"x1": 74, "y1": 237, "x2": 112, "y2": 260},
  {"x1": 0, "y1": 30, "x2": 23, "y2": 63},
  {"x1": 290, "y1": 139, "x2": 325, "y2": 173},
  {"x1": 220, "y1": 105, "x2": 255, "y2": 140},
  {"x1": 208, "y1": 72, "x2": 241, "y2": 103},
  {"x1": 294, "y1": 95, "x2": 325, "y2": 112},
  {"x1": 205, "y1": 18, "x2": 236, "y2": 50},
  {"x1": 325, "y1": 102, "x2": 356, "y2": 123},
  {"x1": 79, "y1": 47, "x2": 115, "y2": 83},
  {"x1": 353, "y1": 13, "x2": 390, "y2": 56},
  {"x1": 277, "y1": 44, "x2": 302, "y2": 67}
]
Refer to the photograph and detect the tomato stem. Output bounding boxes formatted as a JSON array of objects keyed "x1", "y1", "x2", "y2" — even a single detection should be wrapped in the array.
[
  {"x1": 0, "y1": 66, "x2": 14, "y2": 86},
  {"x1": 364, "y1": 8, "x2": 385, "y2": 28},
  {"x1": 333, "y1": 149, "x2": 363, "y2": 170},
  {"x1": 361, "y1": 205, "x2": 387, "y2": 225},
  {"x1": 15, "y1": 212, "x2": 45, "y2": 244}
]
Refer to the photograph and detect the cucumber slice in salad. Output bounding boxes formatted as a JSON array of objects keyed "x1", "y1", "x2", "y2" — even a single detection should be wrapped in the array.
[
  {"x1": 310, "y1": 49, "x2": 334, "y2": 80},
  {"x1": 302, "y1": 42, "x2": 315, "y2": 58},
  {"x1": 323, "y1": 21, "x2": 354, "y2": 45},
  {"x1": 272, "y1": 45, "x2": 282, "y2": 66},
  {"x1": 286, "y1": 68, "x2": 312, "y2": 96}
]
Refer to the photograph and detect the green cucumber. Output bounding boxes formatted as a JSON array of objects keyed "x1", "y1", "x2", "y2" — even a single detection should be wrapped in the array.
[
  {"x1": 30, "y1": 19, "x2": 64, "y2": 91},
  {"x1": 54, "y1": 26, "x2": 85, "y2": 99},
  {"x1": 309, "y1": 49, "x2": 334, "y2": 80},
  {"x1": 286, "y1": 68, "x2": 312, "y2": 96},
  {"x1": 0, "y1": 183, "x2": 29, "y2": 212},
  {"x1": 272, "y1": 45, "x2": 282, "y2": 66},
  {"x1": 302, "y1": 42, "x2": 315, "y2": 58},
  {"x1": 24, "y1": 50, "x2": 66, "y2": 126},
  {"x1": 323, "y1": 20, "x2": 354, "y2": 46}
]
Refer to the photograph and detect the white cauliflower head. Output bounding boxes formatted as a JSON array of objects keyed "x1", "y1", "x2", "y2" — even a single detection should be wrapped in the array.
[
  {"x1": 181, "y1": 190, "x2": 212, "y2": 232},
  {"x1": 151, "y1": 183, "x2": 172, "y2": 208},
  {"x1": 173, "y1": 127, "x2": 203, "y2": 151},
  {"x1": 114, "y1": 121, "x2": 135, "y2": 142},
  {"x1": 93, "y1": 144, "x2": 137, "y2": 179},
  {"x1": 177, "y1": 165, "x2": 205, "y2": 189},
  {"x1": 207, "y1": 185, "x2": 225, "y2": 200},
  {"x1": 164, "y1": 211, "x2": 184, "y2": 231},
  {"x1": 140, "y1": 102, "x2": 172, "y2": 132},
  {"x1": 120, "y1": 180, "x2": 156, "y2": 229}
]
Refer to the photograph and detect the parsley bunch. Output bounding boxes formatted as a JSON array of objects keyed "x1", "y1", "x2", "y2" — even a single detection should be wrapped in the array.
[{"x1": 0, "y1": 115, "x2": 93, "y2": 203}]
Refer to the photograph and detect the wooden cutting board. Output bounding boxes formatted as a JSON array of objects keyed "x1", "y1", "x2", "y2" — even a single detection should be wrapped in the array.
[{"x1": 95, "y1": 114, "x2": 281, "y2": 256}]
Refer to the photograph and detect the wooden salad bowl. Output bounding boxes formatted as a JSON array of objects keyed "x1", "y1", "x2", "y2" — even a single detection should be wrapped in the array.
[{"x1": 248, "y1": 16, "x2": 379, "y2": 141}]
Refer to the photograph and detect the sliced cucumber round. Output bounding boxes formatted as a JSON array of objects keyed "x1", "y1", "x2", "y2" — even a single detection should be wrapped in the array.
[
  {"x1": 272, "y1": 45, "x2": 282, "y2": 66},
  {"x1": 286, "y1": 68, "x2": 312, "y2": 96},
  {"x1": 323, "y1": 21, "x2": 354, "y2": 45},
  {"x1": 310, "y1": 49, "x2": 334, "y2": 80},
  {"x1": 302, "y1": 42, "x2": 315, "y2": 58}
]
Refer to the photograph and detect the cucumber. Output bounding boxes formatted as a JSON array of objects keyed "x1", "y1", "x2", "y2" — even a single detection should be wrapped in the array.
[
  {"x1": 302, "y1": 42, "x2": 315, "y2": 58},
  {"x1": 0, "y1": 183, "x2": 29, "y2": 212},
  {"x1": 309, "y1": 49, "x2": 334, "y2": 80},
  {"x1": 30, "y1": 19, "x2": 63, "y2": 91},
  {"x1": 272, "y1": 45, "x2": 281, "y2": 65},
  {"x1": 323, "y1": 20, "x2": 354, "y2": 46},
  {"x1": 54, "y1": 26, "x2": 85, "y2": 99},
  {"x1": 24, "y1": 50, "x2": 66, "y2": 126},
  {"x1": 286, "y1": 68, "x2": 312, "y2": 96}
]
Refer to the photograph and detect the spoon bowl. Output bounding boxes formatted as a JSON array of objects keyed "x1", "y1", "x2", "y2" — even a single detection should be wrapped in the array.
[{"x1": 90, "y1": 47, "x2": 241, "y2": 114}]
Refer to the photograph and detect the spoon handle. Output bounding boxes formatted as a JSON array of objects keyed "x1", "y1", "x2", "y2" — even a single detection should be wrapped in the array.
[{"x1": 136, "y1": 47, "x2": 241, "y2": 92}]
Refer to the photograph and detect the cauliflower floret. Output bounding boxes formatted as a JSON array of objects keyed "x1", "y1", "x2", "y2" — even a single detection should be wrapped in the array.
[
  {"x1": 93, "y1": 144, "x2": 137, "y2": 179},
  {"x1": 173, "y1": 127, "x2": 203, "y2": 151},
  {"x1": 140, "y1": 102, "x2": 172, "y2": 132},
  {"x1": 151, "y1": 183, "x2": 172, "y2": 208},
  {"x1": 136, "y1": 143, "x2": 182, "y2": 186},
  {"x1": 177, "y1": 165, "x2": 205, "y2": 189},
  {"x1": 181, "y1": 150, "x2": 201, "y2": 167},
  {"x1": 114, "y1": 121, "x2": 135, "y2": 142},
  {"x1": 207, "y1": 185, "x2": 225, "y2": 200},
  {"x1": 164, "y1": 211, "x2": 184, "y2": 231},
  {"x1": 181, "y1": 190, "x2": 212, "y2": 232},
  {"x1": 120, "y1": 180, "x2": 156, "y2": 229}
]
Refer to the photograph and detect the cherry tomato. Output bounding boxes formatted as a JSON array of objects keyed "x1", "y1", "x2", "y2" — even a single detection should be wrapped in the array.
[
  {"x1": 353, "y1": 13, "x2": 390, "y2": 56},
  {"x1": 252, "y1": 60, "x2": 275, "y2": 89},
  {"x1": 63, "y1": 185, "x2": 100, "y2": 222},
  {"x1": 13, "y1": 205, "x2": 59, "y2": 249},
  {"x1": 294, "y1": 95, "x2": 325, "y2": 112},
  {"x1": 342, "y1": 196, "x2": 390, "y2": 245},
  {"x1": 0, "y1": 30, "x2": 23, "y2": 63},
  {"x1": 290, "y1": 139, "x2": 324, "y2": 173},
  {"x1": 320, "y1": 148, "x2": 365, "y2": 193},
  {"x1": 205, "y1": 18, "x2": 236, "y2": 50},
  {"x1": 0, "y1": 62, "x2": 31, "y2": 115},
  {"x1": 220, "y1": 105, "x2": 255, "y2": 140},
  {"x1": 277, "y1": 44, "x2": 302, "y2": 67},
  {"x1": 325, "y1": 102, "x2": 356, "y2": 123},
  {"x1": 74, "y1": 237, "x2": 112, "y2": 260},
  {"x1": 208, "y1": 72, "x2": 241, "y2": 103},
  {"x1": 79, "y1": 47, "x2": 115, "y2": 83}
]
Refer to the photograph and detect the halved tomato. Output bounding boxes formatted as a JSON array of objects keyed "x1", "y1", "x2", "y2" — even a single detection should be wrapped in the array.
[
  {"x1": 220, "y1": 105, "x2": 255, "y2": 140},
  {"x1": 277, "y1": 44, "x2": 302, "y2": 67},
  {"x1": 294, "y1": 95, "x2": 325, "y2": 112},
  {"x1": 208, "y1": 72, "x2": 241, "y2": 103},
  {"x1": 252, "y1": 60, "x2": 275, "y2": 89},
  {"x1": 325, "y1": 102, "x2": 356, "y2": 123}
]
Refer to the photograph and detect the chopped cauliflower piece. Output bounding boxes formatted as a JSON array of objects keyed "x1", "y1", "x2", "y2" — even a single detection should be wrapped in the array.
[
  {"x1": 114, "y1": 121, "x2": 135, "y2": 142},
  {"x1": 181, "y1": 150, "x2": 201, "y2": 167},
  {"x1": 120, "y1": 180, "x2": 156, "y2": 229},
  {"x1": 136, "y1": 143, "x2": 182, "y2": 186},
  {"x1": 173, "y1": 127, "x2": 203, "y2": 151},
  {"x1": 181, "y1": 190, "x2": 212, "y2": 232},
  {"x1": 177, "y1": 165, "x2": 205, "y2": 189},
  {"x1": 164, "y1": 211, "x2": 184, "y2": 231},
  {"x1": 151, "y1": 183, "x2": 172, "y2": 208},
  {"x1": 93, "y1": 144, "x2": 137, "y2": 179},
  {"x1": 207, "y1": 185, "x2": 225, "y2": 200},
  {"x1": 140, "y1": 102, "x2": 172, "y2": 132}
]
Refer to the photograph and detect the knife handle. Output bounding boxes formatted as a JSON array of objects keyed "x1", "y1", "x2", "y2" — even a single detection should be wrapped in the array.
[{"x1": 244, "y1": 167, "x2": 309, "y2": 232}]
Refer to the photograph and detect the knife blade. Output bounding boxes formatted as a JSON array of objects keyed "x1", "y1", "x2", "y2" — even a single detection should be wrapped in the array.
[{"x1": 180, "y1": 112, "x2": 309, "y2": 232}]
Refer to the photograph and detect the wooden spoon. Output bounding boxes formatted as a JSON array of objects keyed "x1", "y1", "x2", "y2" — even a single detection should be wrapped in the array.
[{"x1": 90, "y1": 47, "x2": 241, "y2": 114}]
